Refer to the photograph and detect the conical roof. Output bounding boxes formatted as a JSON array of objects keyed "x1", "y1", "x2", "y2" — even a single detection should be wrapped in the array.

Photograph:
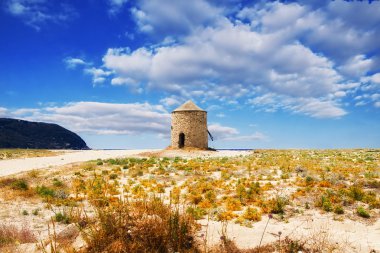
[{"x1": 172, "y1": 100, "x2": 205, "y2": 112}]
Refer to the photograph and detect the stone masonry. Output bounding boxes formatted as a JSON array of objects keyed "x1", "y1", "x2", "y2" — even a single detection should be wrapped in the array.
[{"x1": 171, "y1": 101, "x2": 208, "y2": 149}]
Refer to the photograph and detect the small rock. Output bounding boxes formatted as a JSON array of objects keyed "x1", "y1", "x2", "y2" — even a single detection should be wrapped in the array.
[
  {"x1": 57, "y1": 224, "x2": 79, "y2": 241},
  {"x1": 72, "y1": 233, "x2": 87, "y2": 251}
]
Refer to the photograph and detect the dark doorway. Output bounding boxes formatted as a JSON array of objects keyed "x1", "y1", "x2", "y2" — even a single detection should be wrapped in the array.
[{"x1": 179, "y1": 133, "x2": 185, "y2": 148}]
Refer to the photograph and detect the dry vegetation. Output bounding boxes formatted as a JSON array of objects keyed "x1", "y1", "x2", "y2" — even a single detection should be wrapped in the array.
[
  {"x1": 0, "y1": 149, "x2": 61, "y2": 160},
  {"x1": 0, "y1": 149, "x2": 379, "y2": 252}
]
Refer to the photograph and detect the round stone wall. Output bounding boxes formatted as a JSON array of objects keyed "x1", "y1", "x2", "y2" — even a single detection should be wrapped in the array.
[{"x1": 171, "y1": 111, "x2": 208, "y2": 149}]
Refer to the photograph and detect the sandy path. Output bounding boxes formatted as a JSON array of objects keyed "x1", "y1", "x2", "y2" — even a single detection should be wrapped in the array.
[{"x1": 0, "y1": 149, "x2": 157, "y2": 177}]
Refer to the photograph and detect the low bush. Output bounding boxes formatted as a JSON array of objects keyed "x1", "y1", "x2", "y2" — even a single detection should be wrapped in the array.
[
  {"x1": 348, "y1": 186, "x2": 364, "y2": 201},
  {"x1": 32, "y1": 209, "x2": 40, "y2": 216},
  {"x1": 55, "y1": 212, "x2": 70, "y2": 224},
  {"x1": 334, "y1": 205, "x2": 344, "y2": 214},
  {"x1": 85, "y1": 198, "x2": 199, "y2": 253},
  {"x1": 322, "y1": 200, "x2": 332, "y2": 212},
  {"x1": 52, "y1": 178, "x2": 64, "y2": 187},
  {"x1": 357, "y1": 206, "x2": 370, "y2": 218},
  {"x1": 11, "y1": 179, "x2": 28, "y2": 190},
  {"x1": 268, "y1": 196, "x2": 289, "y2": 214},
  {"x1": 36, "y1": 185, "x2": 55, "y2": 198},
  {"x1": 305, "y1": 176, "x2": 314, "y2": 185}
]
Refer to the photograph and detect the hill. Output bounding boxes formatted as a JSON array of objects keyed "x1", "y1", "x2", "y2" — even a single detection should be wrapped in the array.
[{"x1": 0, "y1": 118, "x2": 89, "y2": 149}]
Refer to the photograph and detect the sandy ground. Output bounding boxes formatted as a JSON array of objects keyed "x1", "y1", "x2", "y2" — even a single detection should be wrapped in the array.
[
  {"x1": 199, "y1": 211, "x2": 380, "y2": 252},
  {"x1": 2, "y1": 149, "x2": 378, "y2": 252},
  {"x1": 0, "y1": 149, "x2": 251, "y2": 177}
]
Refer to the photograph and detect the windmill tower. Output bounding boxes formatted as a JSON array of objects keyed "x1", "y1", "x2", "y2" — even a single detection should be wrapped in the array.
[{"x1": 171, "y1": 100, "x2": 210, "y2": 149}]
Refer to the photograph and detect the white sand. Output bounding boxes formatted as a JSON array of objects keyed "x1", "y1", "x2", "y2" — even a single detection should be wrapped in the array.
[
  {"x1": 0, "y1": 149, "x2": 251, "y2": 177},
  {"x1": 200, "y1": 210, "x2": 380, "y2": 252}
]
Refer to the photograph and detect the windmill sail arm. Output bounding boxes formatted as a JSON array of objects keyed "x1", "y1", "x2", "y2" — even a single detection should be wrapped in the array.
[{"x1": 207, "y1": 130, "x2": 214, "y2": 141}]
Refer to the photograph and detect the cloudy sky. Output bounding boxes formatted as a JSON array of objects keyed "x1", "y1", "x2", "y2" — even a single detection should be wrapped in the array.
[{"x1": 1, "y1": 0, "x2": 379, "y2": 149}]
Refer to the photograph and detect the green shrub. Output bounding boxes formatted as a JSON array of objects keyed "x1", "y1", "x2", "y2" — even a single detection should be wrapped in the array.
[
  {"x1": 247, "y1": 182, "x2": 261, "y2": 200},
  {"x1": 348, "y1": 186, "x2": 364, "y2": 201},
  {"x1": 11, "y1": 180, "x2": 28, "y2": 190},
  {"x1": 270, "y1": 196, "x2": 288, "y2": 214},
  {"x1": 317, "y1": 195, "x2": 333, "y2": 212},
  {"x1": 357, "y1": 206, "x2": 370, "y2": 218},
  {"x1": 22, "y1": 210, "x2": 28, "y2": 215},
  {"x1": 322, "y1": 201, "x2": 332, "y2": 212},
  {"x1": 36, "y1": 185, "x2": 55, "y2": 197},
  {"x1": 52, "y1": 178, "x2": 63, "y2": 187},
  {"x1": 305, "y1": 176, "x2": 313, "y2": 185},
  {"x1": 55, "y1": 212, "x2": 70, "y2": 224},
  {"x1": 32, "y1": 209, "x2": 40, "y2": 216},
  {"x1": 107, "y1": 159, "x2": 117, "y2": 165},
  {"x1": 334, "y1": 205, "x2": 344, "y2": 214}
]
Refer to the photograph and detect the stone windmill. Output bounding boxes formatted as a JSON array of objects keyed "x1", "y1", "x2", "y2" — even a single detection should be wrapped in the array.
[{"x1": 171, "y1": 100, "x2": 213, "y2": 149}]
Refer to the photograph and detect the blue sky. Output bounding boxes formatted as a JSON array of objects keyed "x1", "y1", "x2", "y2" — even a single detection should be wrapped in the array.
[{"x1": 1, "y1": 0, "x2": 380, "y2": 149}]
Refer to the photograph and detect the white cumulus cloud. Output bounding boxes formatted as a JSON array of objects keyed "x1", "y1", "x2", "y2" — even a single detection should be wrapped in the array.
[
  {"x1": 84, "y1": 67, "x2": 113, "y2": 85},
  {"x1": 67, "y1": 1, "x2": 380, "y2": 115},
  {"x1": 64, "y1": 57, "x2": 88, "y2": 69},
  {"x1": 131, "y1": 0, "x2": 222, "y2": 37},
  {"x1": 3, "y1": 102, "x2": 171, "y2": 135}
]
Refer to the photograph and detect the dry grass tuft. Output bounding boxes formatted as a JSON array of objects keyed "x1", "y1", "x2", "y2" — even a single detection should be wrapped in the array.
[
  {"x1": 211, "y1": 235, "x2": 345, "y2": 253},
  {"x1": 0, "y1": 224, "x2": 36, "y2": 248},
  {"x1": 83, "y1": 198, "x2": 200, "y2": 253},
  {"x1": 0, "y1": 177, "x2": 37, "y2": 199}
]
